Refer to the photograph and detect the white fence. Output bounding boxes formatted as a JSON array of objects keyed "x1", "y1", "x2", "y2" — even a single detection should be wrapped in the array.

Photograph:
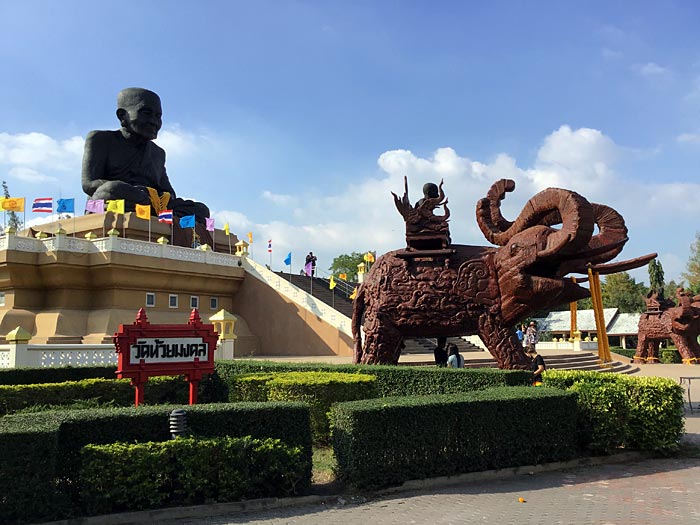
[{"x1": 0, "y1": 343, "x2": 117, "y2": 369}]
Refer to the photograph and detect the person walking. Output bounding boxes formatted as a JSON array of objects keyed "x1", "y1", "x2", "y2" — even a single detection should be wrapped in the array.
[{"x1": 525, "y1": 321, "x2": 539, "y2": 353}]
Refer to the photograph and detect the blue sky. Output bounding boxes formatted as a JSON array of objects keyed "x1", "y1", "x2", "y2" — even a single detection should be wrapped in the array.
[{"x1": 1, "y1": 1, "x2": 700, "y2": 284}]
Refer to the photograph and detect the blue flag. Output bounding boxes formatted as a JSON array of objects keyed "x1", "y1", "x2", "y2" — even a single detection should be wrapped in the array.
[
  {"x1": 179, "y1": 215, "x2": 195, "y2": 228},
  {"x1": 283, "y1": 252, "x2": 292, "y2": 266},
  {"x1": 56, "y1": 198, "x2": 75, "y2": 213}
]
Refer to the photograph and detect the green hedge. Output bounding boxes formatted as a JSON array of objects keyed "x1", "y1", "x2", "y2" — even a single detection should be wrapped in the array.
[
  {"x1": 660, "y1": 349, "x2": 682, "y2": 364},
  {"x1": 330, "y1": 386, "x2": 578, "y2": 490},
  {"x1": 542, "y1": 370, "x2": 684, "y2": 453},
  {"x1": 79, "y1": 436, "x2": 308, "y2": 515},
  {"x1": 215, "y1": 360, "x2": 532, "y2": 399},
  {"x1": 0, "y1": 402, "x2": 312, "y2": 523},
  {"x1": 0, "y1": 375, "x2": 196, "y2": 415},
  {"x1": 232, "y1": 372, "x2": 377, "y2": 442},
  {"x1": 0, "y1": 361, "x2": 531, "y2": 406},
  {"x1": 569, "y1": 381, "x2": 629, "y2": 454}
]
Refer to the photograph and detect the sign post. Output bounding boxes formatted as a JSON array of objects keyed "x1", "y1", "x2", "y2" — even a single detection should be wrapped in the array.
[{"x1": 114, "y1": 308, "x2": 219, "y2": 406}]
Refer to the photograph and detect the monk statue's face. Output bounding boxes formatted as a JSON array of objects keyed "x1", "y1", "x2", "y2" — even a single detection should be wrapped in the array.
[{"x1": 116, "y1": 88, "x2": 163, "y2": 141}]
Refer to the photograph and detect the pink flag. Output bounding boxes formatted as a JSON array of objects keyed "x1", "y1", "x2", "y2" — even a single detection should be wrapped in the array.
[
  {"x1": 205, "y1": 217, "x2": 215, "y2": 232},
  {"x1": 85, "y1": 199, "x2": 105, "y2": 214},
  {"x1": 304, "y1": 261, "x2": 313, "y2": 276}
]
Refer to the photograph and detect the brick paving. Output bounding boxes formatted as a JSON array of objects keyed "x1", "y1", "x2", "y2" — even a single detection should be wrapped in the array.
[{"x1": 171, "y1": 458, "x2": 700, "y2": 525}]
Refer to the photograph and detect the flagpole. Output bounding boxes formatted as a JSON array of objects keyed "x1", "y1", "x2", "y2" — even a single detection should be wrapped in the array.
[
  {"x1": 288, "y1": 256, "x2": 292, "y2": 282},
  {"x1": 148, "y1": 215, "x2": 152, "y2": 243},
  {"x1": 228, "y1": 234, "x2": 231, "y2": 254}
]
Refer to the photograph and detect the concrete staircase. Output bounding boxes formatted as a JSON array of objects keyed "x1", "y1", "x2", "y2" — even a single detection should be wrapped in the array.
[
  {"x1": 275, "y1": 272, "x2": 355, "y2": 319},
  {"x1": 400, "y1": 351, "x2": 640, "y2": 375},
  {"x1": 402, "y1": 337, "x2": 484, "y2": 354}
]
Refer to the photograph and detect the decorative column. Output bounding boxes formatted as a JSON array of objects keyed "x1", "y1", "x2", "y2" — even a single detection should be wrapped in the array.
[
  {"x1": 209, "y1": 309, "x2": 238, "y2": 360},
  {"x1": 6, "y1": 326, "x2": 36, "y2": 368}
]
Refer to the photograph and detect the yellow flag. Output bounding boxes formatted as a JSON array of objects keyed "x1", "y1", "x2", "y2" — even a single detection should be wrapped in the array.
[
  {"x1": 135, "y1": 204, "x2": 151, "y2": 220},
  {"x1": 224, "y1": 222, "x2": 230, "y2": 236},
  {"x1": 2, "y1": 197, "x2": 25, "y2": 212},
  {"x1": 106, "y1": 199, "x2": 125, "y2": 214},
  {"x1": 339, "y1": 273, "x2": 347, "y2": 280},
  {"x1": 0, "y1": 197, "x2": 5, "y2": 209},
  {"x1": 329, "y1": 275, "x2": 336, "y2": 290},
  {"x1": 364, "y1": 252, "x2": 375, "y2": 263},
  {"x1": 247, "y1": 231, "x2": 253, "y2": 243},
  {"x1": 349, "y1": 287, "x2": 358, "y2": 300}
]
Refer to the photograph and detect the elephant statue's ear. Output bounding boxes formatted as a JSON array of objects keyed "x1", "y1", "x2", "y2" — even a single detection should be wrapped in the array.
[{"x1": 476, "y1": 179, "x2": 594, "y2": 257}]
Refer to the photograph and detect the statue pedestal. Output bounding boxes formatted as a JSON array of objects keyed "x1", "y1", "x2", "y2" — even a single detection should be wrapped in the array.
[{"x1": 23, "y1": 213, "x2": 239, "y2": 253}]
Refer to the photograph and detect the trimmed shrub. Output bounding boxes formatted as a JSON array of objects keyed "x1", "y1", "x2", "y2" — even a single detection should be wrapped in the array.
[
  {"x1": 623, "y1": 375, "x2": 684, "y2": 452},
  {"x1": 215, "y1": 359, "x2": 532, "y2": 401},
  {"x1": 660, "y1": 349, "x2": 682, "y2": 364},
  {"x1": 232, "y1": 372, "x2": 377, "y2": 442},
  {"x1": 0, "y1": 375, "x2": 193, "y2": 416},
  {"x1": 0, "y1": 402, "x2": 312, "y2": 523},
  {"x1": 331, "y1": 386, "x2": 578, "y2": 490},
  {"x1": 79, "y1": 436, "x2": 307, "y2": 515},
  {"x1": 610, "y1": 348, "x2": 636, "y2": 359},
  {"x1": 230, "y1": 373, "x2": 277, "y2": 402},
  {"x1": 542, "y1": 370, "x2": 684, "y2": 453},
  {"x1": 569, "y1": 381, "x2": 629, "y2": 454}
]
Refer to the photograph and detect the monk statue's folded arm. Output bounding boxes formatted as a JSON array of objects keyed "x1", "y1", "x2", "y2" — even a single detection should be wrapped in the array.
[{"x1": 81, "y1": 130, "x2": 110, "y2": 196}]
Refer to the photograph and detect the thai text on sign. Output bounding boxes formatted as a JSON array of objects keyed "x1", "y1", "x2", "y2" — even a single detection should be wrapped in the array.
[{"x1": 130, "y1": 337, "x2": 209, "y2": 363}]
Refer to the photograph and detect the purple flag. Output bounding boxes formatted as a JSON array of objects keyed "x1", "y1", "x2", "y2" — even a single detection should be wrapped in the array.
[
  {"x1": 86, "y1": 199, "x2": 105, "y2": 214},
  {"x1": 205, "y1": 217, "x2": 215, "y2": 232},
  {"x1": 304, "y1": 261, "x2": 313, "y2": 276}
]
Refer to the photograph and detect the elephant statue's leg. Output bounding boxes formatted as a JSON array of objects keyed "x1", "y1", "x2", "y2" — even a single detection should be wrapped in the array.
[
  {"x1": 634, "y1": 334, "x2": 649, "y2": 364},
  {"x1": 647, "y1": 340, "x2": 660, "y2": 363},
  {"x1": 670, "y1": 332, "x2": 699, "y2": 364},
  {"x1": 360, "y1": 316, "x2": 403, "y2": 365},
  {"x1": 477, "y1": 314, "x2": 530, "y2": 369}
]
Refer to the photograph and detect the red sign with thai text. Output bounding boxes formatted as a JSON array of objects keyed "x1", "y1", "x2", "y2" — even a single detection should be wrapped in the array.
[{"x1": 114, "y1": 308, "x2": 219, "y2": 406}]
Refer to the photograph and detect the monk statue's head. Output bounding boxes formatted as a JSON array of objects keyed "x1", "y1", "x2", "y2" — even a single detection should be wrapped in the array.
[{"x1": 116, "y1": 88, "x2": 162, "y2": 141}]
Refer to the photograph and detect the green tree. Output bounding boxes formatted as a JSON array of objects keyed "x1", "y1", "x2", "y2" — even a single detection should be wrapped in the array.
[
  {"x1": 2, "y1": 180, "x2": 23, "y2": 231},
  {"x1": 600, "y1": 272, "x2": 647, "y2": 313},
  {"x1": 648, "y1": 259, "x2": 665, "y2": 297},
  {"x1": 682, "y1": 232, "x2": 700, "y2": 294},
  {"x1": 664, "y1": 280, "x2": 680, "y2": 302},
  {"x1": 329, "y1": 251, "x2": 374, "y2": 282}
]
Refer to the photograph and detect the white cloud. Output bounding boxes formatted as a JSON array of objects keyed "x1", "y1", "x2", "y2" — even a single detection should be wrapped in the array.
[
  {"x1": 677, "y1": 133, "x2": 700, "y2": 145},
  {"x1": 153, "y1": 126, "x2": 199, "y2": 157},
  {"x1": 0, "y1": 132, "x2": 84, "y2": 175},
  {"x1": 262, "y1": 190, "x2": 296, "y2": 206},
  {"x1": 601, "y1": 48, "x2": 623, "y2": 60},
  {"x1": 631, "y1": 62, "x2": 669, "y2": 76},
  {"x1": 8, "y1": 166, "x2": 58, "y2": 184}
]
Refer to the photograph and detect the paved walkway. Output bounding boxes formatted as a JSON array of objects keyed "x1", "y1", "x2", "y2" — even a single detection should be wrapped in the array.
[{"x1": 171, "y1": 458, "x2": 700, "y2": 525}]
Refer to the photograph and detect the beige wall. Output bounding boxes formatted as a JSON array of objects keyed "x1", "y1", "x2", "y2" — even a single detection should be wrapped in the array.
[{"x1": 232, "y1": 272, "x2": 353, "y2": 357}]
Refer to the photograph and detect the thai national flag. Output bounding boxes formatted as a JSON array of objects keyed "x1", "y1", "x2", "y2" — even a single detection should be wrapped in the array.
[
  {"x1": 32, "y1": 198, "x2": 53, "y2": 213},
  {"x1": 158, "y1": 210, "x2": 173, "y2": 224},
  {"x1": 267, "y1": 239, "x2": 272, "y2": 253}
]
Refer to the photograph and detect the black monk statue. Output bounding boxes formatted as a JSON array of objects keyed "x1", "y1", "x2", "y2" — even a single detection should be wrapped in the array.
[{"x1": 81, "y1": 88, "x2": 211, "y2": 239}]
